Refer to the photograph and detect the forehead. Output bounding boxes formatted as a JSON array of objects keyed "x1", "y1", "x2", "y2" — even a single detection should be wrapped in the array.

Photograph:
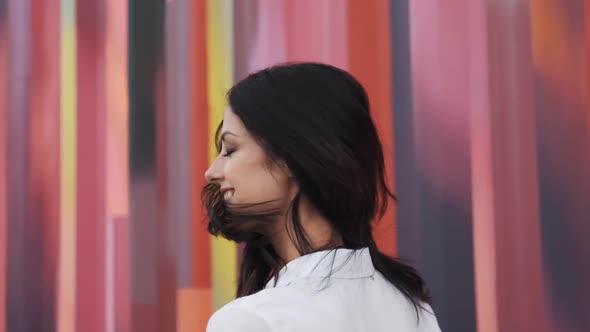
[{"x1": 221, "y1": 107, "x2": 247, "y2": 135}]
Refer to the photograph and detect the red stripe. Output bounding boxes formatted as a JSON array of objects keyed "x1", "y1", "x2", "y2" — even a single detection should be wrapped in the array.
[{"x1": 347, "y1": 0, "x2": 396, "y2": 256}]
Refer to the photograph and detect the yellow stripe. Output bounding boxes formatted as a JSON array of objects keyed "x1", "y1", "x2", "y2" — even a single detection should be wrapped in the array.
[
  {"x1": 58, "y1": 0, "x2": 76, "y2": 331},
  {"x1": 206, "y1": 0, "x2": 237, "y2": 310}
]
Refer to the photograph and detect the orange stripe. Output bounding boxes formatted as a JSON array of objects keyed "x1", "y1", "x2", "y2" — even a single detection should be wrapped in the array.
[
  {"x1": 190, "y1": 0, "x2": 212, "y2": 292},
  {"x1": 347, "y1": 0, "x2": 396, "y2": 256},
  {"x1": 177, "y1": 288, "x2": 212, "y2": 332}
]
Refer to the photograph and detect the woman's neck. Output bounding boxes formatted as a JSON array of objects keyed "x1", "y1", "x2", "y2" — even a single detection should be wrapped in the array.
[{"x1": 269, "y1": 195, "x2": 343, "y2": 265}]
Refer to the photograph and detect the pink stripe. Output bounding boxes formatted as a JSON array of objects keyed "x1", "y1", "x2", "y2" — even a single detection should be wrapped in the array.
[
  {"x1": 76, "y1": 1, "x2": 107, "y2": 331},
  {"x1": 30, "y1": 1, "x2": 62, "y2": 328},
  {"x1": 248, "y1": 0, "x2": 287, "y2": 71},
  {"x1": 105, "y1": 0, "x2": 129, "y2": 217},
  {"x1": 468, "y1": 2, "x2": 498, "y2": 331},
  {"x1": 284, "y1": 0, "x2": 348, "y2": 67}
]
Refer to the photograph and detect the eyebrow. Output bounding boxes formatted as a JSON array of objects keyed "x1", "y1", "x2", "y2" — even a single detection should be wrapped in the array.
[{"x1": 220, "y1": 131, "x2": 238, "y2": 141}]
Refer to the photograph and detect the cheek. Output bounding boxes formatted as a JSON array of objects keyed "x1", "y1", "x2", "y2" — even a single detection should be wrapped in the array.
[
  {"x1": 225, "y1": 155, "x2": 290, "y2": 202},
  {"x1": 224, "y1": 154, "x2": 261, "y2": 185}
]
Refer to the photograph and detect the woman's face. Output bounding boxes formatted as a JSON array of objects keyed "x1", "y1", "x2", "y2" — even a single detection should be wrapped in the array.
[{"x1": 205, "y1": 108, "x2": 296, "y2": 212}]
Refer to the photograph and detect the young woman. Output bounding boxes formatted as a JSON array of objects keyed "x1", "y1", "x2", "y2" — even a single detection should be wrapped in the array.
[{"x1": 203, "y1": 63, "x2": 441, "y2": 331}]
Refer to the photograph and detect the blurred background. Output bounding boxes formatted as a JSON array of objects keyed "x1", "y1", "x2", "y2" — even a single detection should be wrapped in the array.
[{"x1": 1, "y1": 0, "x2": 590, "y2": 331}]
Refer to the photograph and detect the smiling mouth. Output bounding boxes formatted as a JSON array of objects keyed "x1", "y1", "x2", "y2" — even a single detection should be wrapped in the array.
[{"x1": 222, "y1": 190, "x2": 234, "y2": 200}]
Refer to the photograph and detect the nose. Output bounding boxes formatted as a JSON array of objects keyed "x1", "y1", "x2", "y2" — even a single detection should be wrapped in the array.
[{"x1": 204, "y1": 157, "x2": 223, "y2": 183}]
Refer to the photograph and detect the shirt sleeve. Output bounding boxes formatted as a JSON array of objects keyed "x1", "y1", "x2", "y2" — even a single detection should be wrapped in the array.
[{"x1": 206, "y1": 306, "x2": 272, "y2": 332}]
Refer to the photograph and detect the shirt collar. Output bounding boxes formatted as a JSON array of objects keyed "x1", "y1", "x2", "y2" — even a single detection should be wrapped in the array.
[{"x1": 265, "y1": 247, "x2": 375, "y2": 289}]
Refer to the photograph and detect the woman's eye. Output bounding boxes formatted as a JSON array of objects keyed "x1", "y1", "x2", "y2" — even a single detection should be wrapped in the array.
[{"x1": 222, "y1": 149, "x2": 235, "y2": 157}]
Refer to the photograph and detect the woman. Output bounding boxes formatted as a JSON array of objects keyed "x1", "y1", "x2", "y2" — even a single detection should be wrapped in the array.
[{"x1": 203, "y1": 63, "x2": 441, "y2": 331}]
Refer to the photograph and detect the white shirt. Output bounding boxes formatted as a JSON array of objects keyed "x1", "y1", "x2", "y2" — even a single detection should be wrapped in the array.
[{"x1": 206, "y1": 248, "x2": 441, "y2": 332}]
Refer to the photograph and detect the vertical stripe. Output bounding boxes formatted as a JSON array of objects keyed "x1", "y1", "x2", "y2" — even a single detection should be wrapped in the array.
[
  {"x1": 472, "y1": 1, "x2": 548, "y2": 332},
  {"x1": 468, "y1": 2, "x2": 497, "y2": 332},
  {"x1": 105, "y1": 0, "x2": 129, "y2": 218},
  {"x1": 128, "y1": 0, "x2": 164, "y2": 330},
  {"x1": 489, "y1": 3, "x2": 548, "y2": 332},
  {"x1": 347, "y1": 0, "x2": 396, "y2": 256},
  {"x1": 30, "y1": 0, "x2": 61, "y2": 329},
  {"x1": 190, "y1": 0, "x2": 212, "y2": 328},
  {"x1": 190, "y1": 0, "x2": 211, "y2": 289},
  {"x1": 58, "y1": 0, "x2": 76, "y2": 331},
  {"x1": 234, "y1": 0, "x2": 289, "y2": 76},
  {"x1": 320, "y1": 0, "x2": 348, "y2": 69},
  {"x1": 76, "y1": 0, "x2": 107, "y2": 330},
  {"x1": 147, "y1": 2, "x2": 179, "y2": 331},
  {"x1": 233, "y1": 0, "x2": 262, "y2": 79},
  {"x1": 104, "y1": 0, "x2": 129, "y2": 326},
  {"x1": 113, "y1": 216, "x2": 130, "y2": 332},
  {"x1": 284, "y1": 0, "x2": 347, "y2": 68},
  {"x1": 0, "y1": 3, "x2": 7, "y2": 331},
  {"x1": 150, "y1": 4, "x2": 175, "y2": 328},
  {"x1": 6, "y1": 0, "x2": 36, "y2": 330},
  {"x1": 176, "y1": 288, "x2": 201, "y2": 332},
  {"x1": 408, "y1": 1, "x2": 476, "y2": 330},
  {"x1": 390, "y1": 0, "x2": 421, "y2": 262},
  {"x1": 106, "y1": 217, "x2": 115, "y2": 332},
  {"x1": 206, "y1": 0, "x2": 237, "y2": 309},
  {"x1": 76, "y1": 8, "x2": 108, "y2": 320},
  {"x1": 154, "y1": 19, "x2": 176, "y2": 332},
  {"x1": 166, "y1": 0, "x2": 192, "y2": 289},
  {"x1": 588, "y1": 0, "x2": 590, "y2": 147},
  {"x1": 530, "y1": 1, "x2": 590, "y2": 331}
]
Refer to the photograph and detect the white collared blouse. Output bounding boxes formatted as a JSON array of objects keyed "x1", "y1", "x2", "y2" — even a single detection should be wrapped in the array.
[{"x1": 207, "y1": 248, "x2": 442, "y2": 332}]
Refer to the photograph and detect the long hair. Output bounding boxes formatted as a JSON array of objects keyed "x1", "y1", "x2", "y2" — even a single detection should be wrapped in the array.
[{"x1": 202, "y1": 63, "x2": 431, "y2": 315}]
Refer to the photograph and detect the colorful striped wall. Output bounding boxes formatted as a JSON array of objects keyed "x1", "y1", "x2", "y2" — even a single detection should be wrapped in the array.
[{"x1": 1, "y1": 1, "x2": 589, "y2": 331}]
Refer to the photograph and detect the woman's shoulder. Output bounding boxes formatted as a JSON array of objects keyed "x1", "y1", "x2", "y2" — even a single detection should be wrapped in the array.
[
  {"x1": 206, "y1": 302, "x2": 271, "y2": 332},
  {"x1": 206, "y1": 287, "x2": 301, "y2": 332}
]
